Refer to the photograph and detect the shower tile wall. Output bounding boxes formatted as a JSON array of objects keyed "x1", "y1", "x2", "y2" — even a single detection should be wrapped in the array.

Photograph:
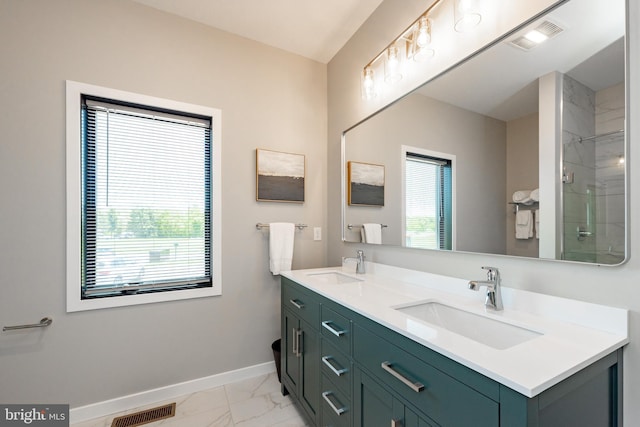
[
  {"x1": 562, "y1": 75, "x2": 596, "y2": 262},
  {"x1": 562, "y1": 76, "x2": 625, "y2": 263}
]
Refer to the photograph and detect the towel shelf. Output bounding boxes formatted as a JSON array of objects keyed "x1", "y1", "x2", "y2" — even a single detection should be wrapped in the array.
[
  {"x1": 347, "y1": 224, "x2": 387, "y2": 230},
  {"x1": 509, "y1": 202, "x2": 538, "y2": 213},
  {"x1": 256, "y1": 223, "x2": 307, "y2": 230}
]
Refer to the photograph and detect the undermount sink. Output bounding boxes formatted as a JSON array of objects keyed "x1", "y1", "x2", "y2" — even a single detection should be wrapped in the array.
[
  {"x1": 306, "y1": 271, "x2": 363, "y2": 284},
  {"x1": 395, "y1": 301, "x2": 542, "y2": 350}
]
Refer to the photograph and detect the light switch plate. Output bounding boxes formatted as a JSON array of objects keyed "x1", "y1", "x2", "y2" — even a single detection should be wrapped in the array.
[{"x1": 313, "y1": 227, "x2": 322, "y2": 241}]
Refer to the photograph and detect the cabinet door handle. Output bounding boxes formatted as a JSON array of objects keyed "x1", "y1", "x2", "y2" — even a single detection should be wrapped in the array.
[
  {"x1": 296, "y1": 329, "x2": 303, "y2": 357},
  {"x1": 322, "y1": 320, "x2": 346, "y2": 337},
  {"x1": 322, "y1": 391, "x2": 347, "y2": 416},
  {"x1": 381, "y1": 361, "x2": 425, "y2": 393},
  {"x1": 292, "y1": 327, "x2": 298, "y2": 356},
  {"x1": 322, "y1": 356, "x2": 348, "y2": 377},
  {"x1": 289, "y1": 299, "x2": 304, "y2": 310}
]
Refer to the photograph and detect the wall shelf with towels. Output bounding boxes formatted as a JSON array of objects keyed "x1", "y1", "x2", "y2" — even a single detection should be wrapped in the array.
[{"x1": 256, "y1": 223, "x2": 307, "y2": 230}]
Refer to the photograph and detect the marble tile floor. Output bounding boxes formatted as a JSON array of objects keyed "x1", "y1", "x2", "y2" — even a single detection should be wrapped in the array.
[{"x1": 71, "y1": 372, "x2": 310, "y2": 427}]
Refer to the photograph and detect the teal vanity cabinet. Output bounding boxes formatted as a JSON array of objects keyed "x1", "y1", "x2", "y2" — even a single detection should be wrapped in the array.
[
  {"x1": 354, "y1": 368, "x2": 434, "y2": 427},
  {"x1": 281, "y1": 278, "x2": 321, "y2": 425},
  {"x1": 353, "y1": 322, "x2": 499, "y2": 427},
  {"x1": 319, "y1": 299, "x2": 355, "y2": 426},
  {"x1": 281, "y1": 277, "x2": 623, "y2": 427}
]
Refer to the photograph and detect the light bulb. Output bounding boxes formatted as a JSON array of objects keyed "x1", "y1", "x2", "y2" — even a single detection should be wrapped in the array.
[
  {"x1": 412, "y1": 16, "x2": 434, "y2": 62},
  {"x1": 454, "y1": 0, "x2": 482, "y2": 32},
  {"x1": 387, "y1": 46, "x2": 399, "y2": 67},
  {"x1": 416, "y1": 16, "x2": 431, "y2": 47},
  {"x1": 384, "y1": 46, "x2": 402, "y2": 84},
  {"x1": 361, "y1": 67, "x2": 377, "y2": 100}
]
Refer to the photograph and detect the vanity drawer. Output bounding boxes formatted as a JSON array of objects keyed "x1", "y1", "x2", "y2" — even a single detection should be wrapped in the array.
[
  {"x1": 321, "y1": 375, "x2": 351, "y2": 427},
  {"x1": 353, "y1": 324, "x2": 499, "y2": 427},
  {"x1": 321, "y1": 339, "x2": 352, "y2": 397},
  {"x1": 321, "y1": 305, "x2": 352, "y2": 355},
  {"x1": 282, "y1": 277, "x2": 319, "y2": 327}
]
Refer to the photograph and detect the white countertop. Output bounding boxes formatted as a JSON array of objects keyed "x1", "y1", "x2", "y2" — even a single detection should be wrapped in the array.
[{"x1": 282, "y1": 263, "x2": 628, "y2": 397}]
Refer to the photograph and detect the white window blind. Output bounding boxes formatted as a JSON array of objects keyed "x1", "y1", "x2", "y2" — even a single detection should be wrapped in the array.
[
  {"x1": 405, "y1": 153, "x2": 452, "y2": 250},
  {"x1": 82, "y1": 96, "x2": 213, "y2": 298}
]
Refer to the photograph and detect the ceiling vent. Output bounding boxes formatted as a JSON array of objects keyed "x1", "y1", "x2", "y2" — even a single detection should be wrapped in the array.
[{"x1": 508, "y1": 20, "x2": 565, "y2": 51}]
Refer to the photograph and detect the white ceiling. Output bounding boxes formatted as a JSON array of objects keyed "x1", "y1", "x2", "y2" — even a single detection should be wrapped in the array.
[
  {"x1": 418, "y1": 0, "x2": 625, "y2": 122},
  {"x1": 130, "y1": 0, "x2": 384, "y2": 63}
]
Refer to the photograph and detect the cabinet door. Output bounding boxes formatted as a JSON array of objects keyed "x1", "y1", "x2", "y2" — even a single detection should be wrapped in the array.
[
  {"x1": 354, "y1": 324, "x2": 498, "y2": 427},
  {"x1": 282, "y1": 309, "x2": 301, "y2": 392},
  {"x1": 354, "y1": 368, "x2": 432, "y2": 427},
  {"x1": 300, "y1": 318, "x2": 320, "y2": 422}
]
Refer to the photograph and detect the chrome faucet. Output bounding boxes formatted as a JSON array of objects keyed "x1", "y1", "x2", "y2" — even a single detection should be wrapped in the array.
[
  {"x1": 343, "y1": 250, "x2": 366, "y2": 274},
  {"x1": 468, "y1": 266, "x2": 503, "y2": 311}
]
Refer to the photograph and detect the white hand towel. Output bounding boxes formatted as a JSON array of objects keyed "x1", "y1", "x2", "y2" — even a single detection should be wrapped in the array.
[
  {"x1": 515, "y1": 210, "x2": 533, "y2": 239},
  {"x1": 362, "y1": 223, "x2": 382, "y2": 244},
  {"x1": 534, "y1": 209, "x2": 540, "y2": 239},
  {"x1": 512, "y1": 190, "x2": 533, "y2": 205},
  {"x1": 530, "y1": 188, "x2": 540, "y2": 202},
  {"x1": 269, "y1": 222, "x2": 295, "y2": 275}
]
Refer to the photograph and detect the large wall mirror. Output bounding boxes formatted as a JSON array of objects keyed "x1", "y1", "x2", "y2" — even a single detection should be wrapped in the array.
[{"x1": 343, "y1": 0, "x2": 627, "y2": 265}]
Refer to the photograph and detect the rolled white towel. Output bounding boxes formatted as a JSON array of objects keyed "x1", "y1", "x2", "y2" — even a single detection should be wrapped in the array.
[
  {"x1": 512, "y1": 190, "x2": 532, "y2": 205},
  {"x1": 530, "y1": 188, "x2": 539, "y2": 202}
]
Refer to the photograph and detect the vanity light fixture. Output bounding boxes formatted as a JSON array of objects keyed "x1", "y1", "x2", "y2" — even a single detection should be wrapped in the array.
[
  {"x1": 409, "y1": 16, "x2": 435, "y2": 62},
  {"x1": 361, "y1": 66, "x2": 377, "y2": 100},
  {"x1": 453, "y1": 0, "x2": 482, "y2": 32},
  {"x1": 360, "y1": 0, "x2": 483, "y2": 100},
  {"x1": 384, "y1": 45, "x2": 403, "y2": 83}
]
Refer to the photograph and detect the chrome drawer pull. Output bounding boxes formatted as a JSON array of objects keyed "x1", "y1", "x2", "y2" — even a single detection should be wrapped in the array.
[
  {"x1": 381, "y1": 361, "x2": 425, "y2": 393},
  {"x1": 292, "y1": 328, "x2": 298, "y2": 356},
  {"x1": 322, "y1": 391, "x2": 347, "y2": 416},
  {"x1": 289, "y1": 299, "x2": 304, "y2": 309},
  {"x1": 296, "y1": 329, "x2": 303, "y2": 357},
  {"x1": 322, "y1": 320, "x2": 346, "y2": 337},
  {"x1": 322, "y1": 356, "x2": 348, "y2": 377}
]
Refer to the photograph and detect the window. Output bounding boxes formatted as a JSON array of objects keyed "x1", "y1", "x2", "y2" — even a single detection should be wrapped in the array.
[
  {"x1": 404, "y1": 147, "x2": 454, "y2": 250},
  {"x1": 66, "y1": 81, "x2": 221, "y2": 311}
]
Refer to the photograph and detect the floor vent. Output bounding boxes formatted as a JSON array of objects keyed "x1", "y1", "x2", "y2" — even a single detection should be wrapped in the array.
[{"x1": 111, "y1": 403, "x2": 176, "y2": 427}]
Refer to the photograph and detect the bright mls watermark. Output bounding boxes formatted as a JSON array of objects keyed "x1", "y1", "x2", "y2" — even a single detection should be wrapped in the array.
[{"x1": 1, "y1": 405, "x2": 69, "y2": 426}]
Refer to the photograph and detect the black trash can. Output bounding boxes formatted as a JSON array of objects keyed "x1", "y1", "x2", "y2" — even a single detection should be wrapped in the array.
[{"x1": 271, "y1": 339, "x2": 283, "y2": 383}]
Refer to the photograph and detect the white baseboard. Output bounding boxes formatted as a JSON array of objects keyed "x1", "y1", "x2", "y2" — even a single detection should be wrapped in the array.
[{"x1": 70, "y1": 361, "x2": 276, "y2": 424}]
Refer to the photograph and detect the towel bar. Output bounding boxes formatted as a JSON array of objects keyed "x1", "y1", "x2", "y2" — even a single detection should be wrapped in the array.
[
  {"x1": 347, "y1": 224, "x2": 388, "y2": 230},
  {"x1": 3, "y1": 317, "x2": 53, "y2": 332},
  {"x1": 256, "y1": 223, "x2": 307, "y2": 230}
]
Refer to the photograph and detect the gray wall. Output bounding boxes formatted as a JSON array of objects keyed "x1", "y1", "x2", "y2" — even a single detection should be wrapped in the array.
[
  {"x1": 328, "y1": 0, "x2": 640, "y2": 424},
  {"x1": 345, "y1": 92, "x2": 506, "y2": 254},
  {"x1": 0, "y1": 0, "x2": 327, "y2": 407},
  {"x1": 506, "y1": 112, "x2": 539, "y2": 258}
]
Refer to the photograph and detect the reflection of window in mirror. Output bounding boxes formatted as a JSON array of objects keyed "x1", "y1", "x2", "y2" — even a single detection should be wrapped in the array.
[{"x1": 404, "y1": 147, "x2": 454, "y2": 250}]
